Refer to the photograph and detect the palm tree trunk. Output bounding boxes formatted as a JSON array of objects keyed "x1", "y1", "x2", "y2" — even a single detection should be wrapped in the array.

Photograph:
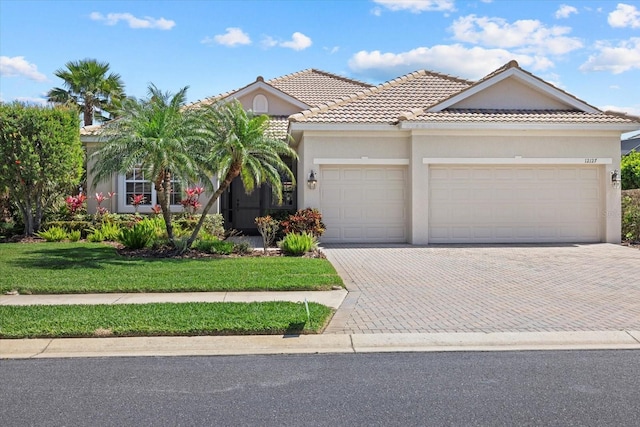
[
  {"x1": 84, "y1": 105, "x2": 93, "y2": 126},
  {"x1": 155, "y1": 172, "x2": 174, "y2": 242},
  {"x1": 186, "y1": 164, "x2": 241, "y2": 249}
]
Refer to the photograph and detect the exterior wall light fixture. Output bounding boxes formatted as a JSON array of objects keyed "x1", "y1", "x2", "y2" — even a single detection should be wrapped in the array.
[
  {"x1": 611, "y1": 169, "x2": 621, "y2": 188},
  {"x1": 307, "y1": 170, "x2": 318, "y2": 190}
]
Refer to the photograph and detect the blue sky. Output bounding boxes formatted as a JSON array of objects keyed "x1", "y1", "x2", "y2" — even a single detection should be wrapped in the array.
[{"x1": 1, "y1": 0, "x2": 640, "y2": 118}]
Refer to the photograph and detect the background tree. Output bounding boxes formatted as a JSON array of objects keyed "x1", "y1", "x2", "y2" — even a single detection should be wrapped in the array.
[
  {"x1": 47, "y1": 59, "x2": 125, "y2": 126},
  {"x1": 621, "y1": 150, "x2": 640, "y2": 190},
  {"x1": 0, "y1": 103, "x2": 83, "y2": 235},
  {"x1": 186, "y1": 100, "x2": 297, "y2": 248},
  {"x1": 91, "y1": 84, "x2": 211, "y2": 242}
]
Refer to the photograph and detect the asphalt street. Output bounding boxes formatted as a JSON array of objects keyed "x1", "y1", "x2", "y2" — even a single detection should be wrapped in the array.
[{"x1": 1, "y1": 350, "x2": 639, "y2": 426}]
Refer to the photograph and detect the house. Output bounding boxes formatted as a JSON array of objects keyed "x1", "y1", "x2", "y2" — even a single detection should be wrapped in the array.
[
  {"x1": 82, "y1": 61, "x2": 640, "y2": 244},
  {"x1": 621, "y1": 133, "x2": 640, "y2": 156}
]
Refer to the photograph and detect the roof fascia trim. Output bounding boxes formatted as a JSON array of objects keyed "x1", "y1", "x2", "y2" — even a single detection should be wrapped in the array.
[{"x1": 400, "y1": 121, "x2": 640, "y2": 132}]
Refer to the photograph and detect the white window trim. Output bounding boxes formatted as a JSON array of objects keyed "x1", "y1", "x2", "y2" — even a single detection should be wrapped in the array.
[{"x1": 117, "y1": 174, "x2": 185, "y2": 214}]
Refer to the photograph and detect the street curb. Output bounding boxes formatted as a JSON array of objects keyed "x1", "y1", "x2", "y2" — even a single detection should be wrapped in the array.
[{"x1": 2, "y1": 331, "x2": 638, "y2": 359}]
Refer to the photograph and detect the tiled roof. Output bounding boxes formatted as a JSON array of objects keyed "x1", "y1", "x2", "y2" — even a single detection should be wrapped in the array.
[
  {"x1": 268, "y1": 69, "x2": 372, "y2": 106},
  {"x1": 290, "y1": 70, "x2": 472, "y2": 124},
  {"x1": 408, "y1": 109, "x2": 640, "y2": 124},
  {"x1": 264, "y1": 116, "x2": 290, "y2": 141},
  {"x1": 80, "y1": 124, "x2": 104, "y2": 136},
  {"x1": 191, "y1": 69, "x2": 372, "y2": 108}
]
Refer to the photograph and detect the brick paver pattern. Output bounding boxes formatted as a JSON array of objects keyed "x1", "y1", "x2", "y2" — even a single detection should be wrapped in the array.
[{"x1": 322, "y1": 244, "x2": 640, "y2": 334}]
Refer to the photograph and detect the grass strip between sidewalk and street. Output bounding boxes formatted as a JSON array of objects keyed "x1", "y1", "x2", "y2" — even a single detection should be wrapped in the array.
[
  {"x1": 0, "y1": 302, "x2": 333, "y2": 339},
  {"x1": 0, "y1": 243, "x2": 343, "y2": 294}
]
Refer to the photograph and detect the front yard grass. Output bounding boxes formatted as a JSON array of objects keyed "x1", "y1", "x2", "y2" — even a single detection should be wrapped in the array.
[
  {"x1": 0, "y1": 243, "x2": 343, "y2": 294},
  {"x1": 0, "y1": 302, "x2": 333, "y2": 338}
]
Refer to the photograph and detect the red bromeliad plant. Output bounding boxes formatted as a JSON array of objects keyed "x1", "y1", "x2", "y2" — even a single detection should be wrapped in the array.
[
  {"x1": 65, "y1": 193, "x2": 87, "y2": 217},
  {"x1": 130, "y1": 194, "x2": 146, "y2": 214},
  {"x1": 94, "y1": 191, "x2": 115, "y2": 215},
  {"x1": 180, "y1": 186, "x2": 204, "y2": 215}
]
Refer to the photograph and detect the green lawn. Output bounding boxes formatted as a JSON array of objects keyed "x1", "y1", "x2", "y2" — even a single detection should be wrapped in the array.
[
  {"x1": 0, "y1": 302, "x2": 333, "y2": 338},
  {"x1": 0, "y1": 243, "x2": 343, "y2": 294}
]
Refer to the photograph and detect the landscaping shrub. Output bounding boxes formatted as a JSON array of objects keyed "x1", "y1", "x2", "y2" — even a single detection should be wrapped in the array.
[
  {"x1": 280, "y1": 208, "x2": 325, "y2": 237},
  {"x1": 622, "y1": 189, "x2": 640, "y2": 243},
  {"x1": 67, "y1": 230, "x2": 81, "y2": 242},
  {"x1": 621, "y1": 151, "x2": 640, "y2": 190},
  {"x1": 193, "y1": 235, "x2": 234, "y2": 254},
  {"x1": 174, "y1": 214, "x2": 224, "y2": 238},
  {"x1": 87, "y1": 222, "x2": 121, "y2": 242},
  {"x1": 278, "y1": 232, "x2": 317, "y2": 256},
  {"x1": 36, "y1": 226, "x2": 68, "y2": 242},
  {"x1": 255, "y1": 215, "x2": 279, "y2": 251},
  {"x1": 233, "y1": 241, "x2": 252, "y2": 254},
  {"x1": 118, "y1": 218, "x2": 159, "y2": 249},
  {"x1": 44, "y1": 220, "x2": 92, "y2": 238}
]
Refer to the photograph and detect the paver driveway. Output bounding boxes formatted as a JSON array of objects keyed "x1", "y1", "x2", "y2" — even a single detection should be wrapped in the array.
[{"x1": 322, "y1": 244, "x2": 640, "y2": 334}]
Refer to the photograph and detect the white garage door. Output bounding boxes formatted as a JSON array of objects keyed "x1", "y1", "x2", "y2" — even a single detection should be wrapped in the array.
[
  {"x1": 429, "y1": 165, "x2": 602, "y2": 243},
  {"x1": 320, "y1": 166, "x2": 407, "y2": 243}
]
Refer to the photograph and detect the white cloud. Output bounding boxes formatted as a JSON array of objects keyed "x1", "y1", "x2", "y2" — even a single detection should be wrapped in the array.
[
  {"x1": 608, "y1": 3, "x2": 640, "y2": 28},
  {"x1": 580, "y1": 37, "x2": 640, "y2": 74},
  {"x1": 261, "y1": 36, "x2": 278, "y2": 48},
  {"x1": 373, "y1": 0, "x2": 455, "y2": 13},
  {"x1": 599, "y1": 104, "x2": 640, "y2": 117},
  {"x1": 450, "y1": 15, "x2": 582, "y2": 55},
  {"x1": 15, "y1": 96, "x2": 48, "y2": 106},
  {"x1": 555, "y1": 4, "x2": 578, "y2": 19},
  {"x1": 89, "y1": 12, "x2": 175, "y2": 30},
  {"x1": 203, "y1": 27, "x2": 251, "y2": 47},
  {"x1": 280, "y1": 32, "x2": 312, "y2": 51},
  {"x1": 348, "y1": 44, "x2": 553, "y2": 81},
  {"x1": 324, "y1": 46, "x2": 340, "y2": 54},
  {"x1": 0, "y1": 56, "x2": 47, "y2": 82},
  {"x1": 371, "y1": 7, "x2": 383, "y2": 16}
]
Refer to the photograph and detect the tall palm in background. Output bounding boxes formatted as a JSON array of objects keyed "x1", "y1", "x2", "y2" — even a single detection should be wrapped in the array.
[
  {"x1": 47, "y1": 59, "x2": 125, "y2": 126},
  {"x1": 186, "y1": 100, "x2": 297, "y2": 248},
  {"x1": 91, "y1": 84, "x2": 210, "y2": 242}
]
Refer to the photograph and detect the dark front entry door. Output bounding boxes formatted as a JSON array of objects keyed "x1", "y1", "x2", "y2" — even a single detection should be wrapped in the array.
[{"x1": 224, "y1": 178, "x2": 262, "y2": 234}]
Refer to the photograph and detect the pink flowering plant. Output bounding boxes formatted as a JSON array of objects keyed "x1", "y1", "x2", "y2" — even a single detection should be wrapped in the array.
[
  {"x1": 130, "y1": 194, "x2": 146, "y2": 214},
  {"x1": 65, "y1": 193, "x2": 87, "y2": 217},
  {"x1": 94, "y1": 192, "x2": 116, "y2": 216},
  {"x1": 180, "y1": 186, "x2": 204, "y2": 216}
]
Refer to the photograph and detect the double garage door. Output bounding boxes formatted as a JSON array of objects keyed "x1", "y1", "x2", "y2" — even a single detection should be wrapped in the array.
[
  {"x1": 319, "y1": 164, "x2": 602, "y2": 244},
  {"x1": 428, "y1": 165, "x2": 602, "y2": 243}
]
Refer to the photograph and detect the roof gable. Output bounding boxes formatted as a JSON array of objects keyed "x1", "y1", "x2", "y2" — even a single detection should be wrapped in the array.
[{"x1": 429, "y1": 61, "x2": 600, "y2": 113}]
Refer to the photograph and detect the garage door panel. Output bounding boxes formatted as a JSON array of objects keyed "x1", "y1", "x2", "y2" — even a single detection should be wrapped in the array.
[
  {"x1": 321, "y1": 165, "x2": 407, "y2": 243},
  {"x1": 429, "y1": 165, "x2": 602, "y2": 243}
]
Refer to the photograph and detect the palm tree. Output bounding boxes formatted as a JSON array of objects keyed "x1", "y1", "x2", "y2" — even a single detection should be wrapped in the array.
[
  {"x1": 186, "y1": 100, "x2": 297, "y2": 248},
  {"x1": 91, "y1": 84, "x2": 211, "y2": 242},
  {"x1": 47, "y1": 59, "x2": 125, "y2": 126}
]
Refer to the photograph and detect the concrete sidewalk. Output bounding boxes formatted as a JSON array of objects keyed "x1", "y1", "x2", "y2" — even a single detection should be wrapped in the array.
[
  {"x1": 2, "y1": 331, "x2": 639, "y2": 359},
  {"x1": 0, "y1": 290, "x2": 348, "y2": 309}
]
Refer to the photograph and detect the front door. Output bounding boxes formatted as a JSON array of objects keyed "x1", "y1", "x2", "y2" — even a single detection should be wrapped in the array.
[{"x1": 223, "y1": 177, "x2": 262, "y2": 234}]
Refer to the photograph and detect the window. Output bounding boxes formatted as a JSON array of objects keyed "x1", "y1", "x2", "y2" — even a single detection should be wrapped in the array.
[
  {"x1": 252, "y1": 94, "x2": 268, "y2": 113},
  {"x1": 118, "y1": 167, "x2": 184, "y2": 212}
]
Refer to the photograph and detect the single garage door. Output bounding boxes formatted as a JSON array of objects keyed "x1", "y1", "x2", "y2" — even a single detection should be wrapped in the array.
[
  {"x1": 429, "y1": 165, "x2": 602, "y2": 243},
  {"x1": 320, "y1": 165, "x2": 407, "y2": 243}
]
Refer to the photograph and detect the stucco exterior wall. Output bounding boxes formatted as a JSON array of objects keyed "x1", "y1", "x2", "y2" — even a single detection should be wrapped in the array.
[
  {"x1": 297, "y1": 127, "x2": 623, "y2": 245},
  {"x1": 454, "y1": 78, "x2": 570, "y2": 110},
  {"x1": 297, "y1": 130, "x2": 410, "y2": 210},
  {"x1": 235, "y1": 89, "x2": 303, "y2": 116}
]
